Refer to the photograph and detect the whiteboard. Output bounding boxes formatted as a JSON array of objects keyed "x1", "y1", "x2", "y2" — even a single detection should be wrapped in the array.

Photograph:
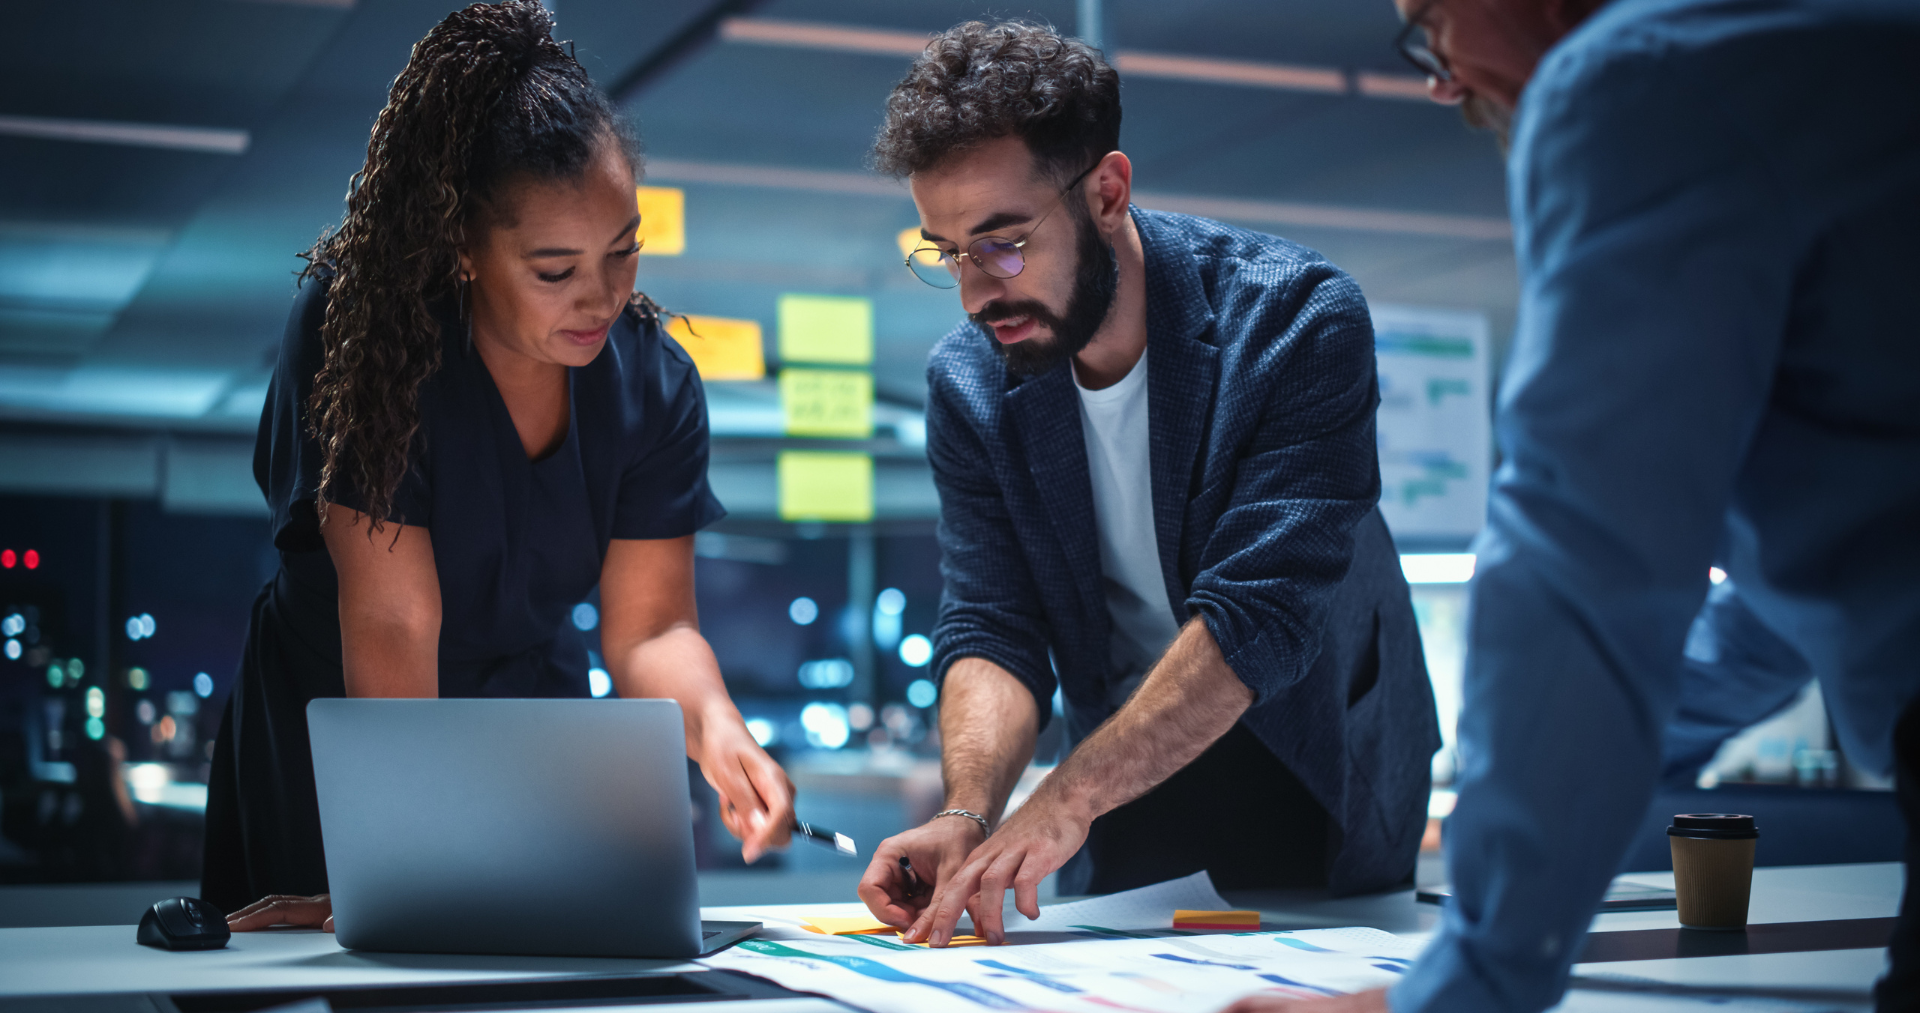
[{"x1": 1370, "y1": 304, "x2": 1492, "y2": 543}]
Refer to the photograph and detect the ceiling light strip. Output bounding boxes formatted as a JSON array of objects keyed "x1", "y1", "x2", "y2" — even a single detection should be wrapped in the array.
[
  {"x1": 715, "y1": 17, "x2": 1430, "y2": 100},
  {"x1": 643, "y1": 158, "x2": 1508, "y2": 241},
  {"x1": 719, "y1": 17, "x2": 930, "y2": 56},
  {"x1": 1355, "y1": 72, "x2": 1432, "y2": 101},
  {"x1": 1135, "y1": 191, "x2": 1512, "y2": 240},
  {"x1": 0, "y1": 115, "x2": 249, "y2": 154},
  {"x1": 1113, "y1": 51, "x2": 1345, "y2": 94},
  {"x1": 646, "y1": 158, "x2": 907, "y2": 198}
]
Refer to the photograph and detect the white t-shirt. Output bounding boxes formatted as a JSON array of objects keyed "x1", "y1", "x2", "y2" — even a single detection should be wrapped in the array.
[{"x1": 1074, "y1": 350, "x2": 1183, "y2": 702}]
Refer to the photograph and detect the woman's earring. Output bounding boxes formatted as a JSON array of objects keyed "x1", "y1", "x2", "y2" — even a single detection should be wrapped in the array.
[{"x1": 457, "y1": 273, "x2": 473, "y2": 349}]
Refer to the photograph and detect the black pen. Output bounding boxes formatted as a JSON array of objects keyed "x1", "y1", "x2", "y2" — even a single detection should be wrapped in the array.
[
  {"x1": 899, "y1": 855, "x2": 923, "y2": 898},
  {"x1": 794, "y1": 819, "x2": 858, "y2": 856}
]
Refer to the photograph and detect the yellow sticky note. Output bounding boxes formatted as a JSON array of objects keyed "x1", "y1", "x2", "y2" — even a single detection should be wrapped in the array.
[
  {"x1": 635, "y1": 186, "x2": 685, "y2": 256},
  {"x1": 1173, "y1": 909, "x2": 1261, "y2": 930},
  {"x1": 781, "y1": 368, "x2": 873, "y2": 438},
  {"x1": 899, "y1": 932, "x2": 989, "y2": 947},
  {"x1": 896, "y1": 226, "x2": 924, "y2": 261},
  {"x1": 801, "y1": 916, "x2": 896, "y2": 936},
  {"x1": 779, "y1": 294, "x2": 873, "y2": 365},
  {"x1": 778, "y1": 451, "x2": 874, "y2": 522},
  {"x1": 667, "y1": 314, "x2": 764, "y2": 381},
  {"x1": 898, "y1": 226, "x2": 946, "y2": 279}
]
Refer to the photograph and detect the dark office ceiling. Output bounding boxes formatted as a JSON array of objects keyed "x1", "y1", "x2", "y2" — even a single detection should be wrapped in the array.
[{"x1": 0, "y1": 0, "x2": 1515, "y2": 438}]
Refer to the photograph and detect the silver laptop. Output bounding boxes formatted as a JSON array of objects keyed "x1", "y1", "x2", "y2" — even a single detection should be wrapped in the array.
[{"x1": 308, "y1": 698, "x2": 759, "y2": 958}]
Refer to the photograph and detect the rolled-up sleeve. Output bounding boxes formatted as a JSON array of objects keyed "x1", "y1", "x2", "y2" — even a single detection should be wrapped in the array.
[
  {"x1": 926, "y1": 371, "x2": 1058, "y2": 725},
  {"x1": 1188, "y1": 268, "x2": 1382, "y2": 705},
  {"x1": 1392, "y1": 38, "x2": 1797, "y2": 1013}
]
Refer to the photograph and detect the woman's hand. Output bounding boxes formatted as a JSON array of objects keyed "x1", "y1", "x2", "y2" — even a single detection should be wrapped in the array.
[
  {"x1": 600, "y1": 537, "x2": 798, "y2": 864},
  {"x1": 694, "y1": 717, "x2": 794, "y2": 863},
  {"x1": 226, "y1": 894, "x2": 335, "y2": 932}
]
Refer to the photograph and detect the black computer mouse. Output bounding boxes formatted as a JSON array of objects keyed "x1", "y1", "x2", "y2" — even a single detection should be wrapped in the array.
[{"x1": 137, "y1": 897, "x2": 230, "y2": 950}]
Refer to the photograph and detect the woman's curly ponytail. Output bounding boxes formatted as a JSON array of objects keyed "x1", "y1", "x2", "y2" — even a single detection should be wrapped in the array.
[{"x1": 300, "y1": 0, "x2": 634, "y2": 532}]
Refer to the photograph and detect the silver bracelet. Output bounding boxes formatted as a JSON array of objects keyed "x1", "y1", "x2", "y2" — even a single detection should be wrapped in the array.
[{"x1": 933, "y1": 808, "x2": 992, "y2": 837}]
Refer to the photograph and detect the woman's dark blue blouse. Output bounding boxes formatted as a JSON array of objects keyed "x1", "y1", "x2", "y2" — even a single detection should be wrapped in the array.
[{"x1": 202, "y1": 275, "x2": 724, "y2": 912}]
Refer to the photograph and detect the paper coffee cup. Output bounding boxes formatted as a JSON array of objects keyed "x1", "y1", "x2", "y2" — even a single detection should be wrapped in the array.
[{"x1": 1668, "y1": 813, "x2": 1758, "y2": 930}]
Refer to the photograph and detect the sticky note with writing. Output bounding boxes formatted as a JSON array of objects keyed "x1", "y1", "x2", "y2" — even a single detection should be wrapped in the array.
[
  {"x1": 781, "y1": 368, "x2": 873, "y2": 438},
  {"x1": 667, "y1": 314, "x2": 764, "y2": 381},
  {"x1": 779, "y1": 294, "x2": 873, "y2": 365}
]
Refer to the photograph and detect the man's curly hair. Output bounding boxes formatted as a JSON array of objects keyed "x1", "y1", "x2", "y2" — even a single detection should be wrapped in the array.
[
  {"x1": 872, "y1": 21, "x2": 1120, "y2": 183},
  {"x1": 299, "y1": 0, "x2": 636, "y2": 534}
]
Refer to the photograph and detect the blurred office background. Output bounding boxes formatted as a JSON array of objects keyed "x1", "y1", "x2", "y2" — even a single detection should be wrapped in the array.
[{"x1": 0, "y1": 0, "x2": 1895, "y2": 893}]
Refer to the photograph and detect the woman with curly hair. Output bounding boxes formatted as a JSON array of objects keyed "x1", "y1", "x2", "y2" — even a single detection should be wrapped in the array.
[{"x1": 202, "y1": 0, "x2": 793, "y2": 927}]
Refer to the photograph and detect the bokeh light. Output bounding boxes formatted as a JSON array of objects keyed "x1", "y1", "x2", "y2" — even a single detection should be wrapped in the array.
[
  {"x1": 898, "y1": 634, "x2": 933, "y2": 667},
  {"x1": 788, "y1": 596, "x2": 819, "y2": 625},
  {"x1": 906, "y1": 679, "x2": 938, "y2": 709},
  {"x1": 800, "y1": 701, "x2": 850, "y2": 749}
]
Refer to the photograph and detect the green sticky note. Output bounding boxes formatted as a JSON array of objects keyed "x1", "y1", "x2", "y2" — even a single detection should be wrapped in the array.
[
  {"x1": 779, "y1": 294, "x2": 873, "y2": 365},
  {"x1": 779, "y1": 451, "x2": 874, "y2": 522},
  {"x1": 781, "y1": 368, "x2": 873, "y2": 438}
]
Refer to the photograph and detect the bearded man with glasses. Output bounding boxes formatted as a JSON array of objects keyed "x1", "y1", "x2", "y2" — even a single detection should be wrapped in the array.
[{"x1": 855, "y1": 21, "x2": 1440, "y2": 948}]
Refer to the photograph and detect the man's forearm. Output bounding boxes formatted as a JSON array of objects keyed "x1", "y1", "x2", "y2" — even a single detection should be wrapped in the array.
[
  {"x1": 1039, "y1": 619, "x2": 1252, "y2": 821},
  {"x1": 939, "y1": 658, "x2": 1041, "y2": 823}
]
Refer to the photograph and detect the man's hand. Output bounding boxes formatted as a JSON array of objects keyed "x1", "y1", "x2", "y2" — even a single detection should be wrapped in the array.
[
  {"x1": 226, "y1": 893, "x2": 334, "y2": 932},
  {"x1": 906, "y1": 783, "x2": 1091, "y2": 945},
  {"x1": 858, "y1": 813, "x2": 986, "y2": 929},
  {"x1": 696, "y1": 720, "x2": 794, "y2": 863},
  {"x1": 1218, "y1": 989, "x2": 1390, "y2": 1013}
]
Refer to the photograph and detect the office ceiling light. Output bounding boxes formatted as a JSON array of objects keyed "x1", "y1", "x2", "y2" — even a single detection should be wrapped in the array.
[
  {"x1": 641, "y1": 158, "x2": 1509, "y2": 241},
  {"x1": 1113, "y1": 51, "x2": 1344, "y2": 93},
  {"x1": 716, "y1": 17, "x2": 1430, "y2": 102},
  {"x1": 720, "y1": 17, "x2": 930, "y2": 56},
  {"x1": 0, "y1": 115, "x2": 249, "y2": 154}
]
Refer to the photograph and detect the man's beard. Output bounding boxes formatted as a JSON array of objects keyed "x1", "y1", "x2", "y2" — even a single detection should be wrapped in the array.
[
  {"x1": 970, "y1": 209, "x2": 1119, "y2": 378},
  {"x1": 1461, "y1": 92, "x2": 1514, "y2": 154}
]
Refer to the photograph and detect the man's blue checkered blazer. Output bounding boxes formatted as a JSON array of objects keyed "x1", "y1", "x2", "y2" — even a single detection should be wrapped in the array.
[{"x1": 925, "y1": 207, "x2": 1442, "y2": 896}]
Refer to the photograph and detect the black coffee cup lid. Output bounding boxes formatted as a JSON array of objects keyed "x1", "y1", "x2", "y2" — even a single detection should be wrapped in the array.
[{"x1": 1668, "y1": 813, "x2": 1759, "y2": 839}]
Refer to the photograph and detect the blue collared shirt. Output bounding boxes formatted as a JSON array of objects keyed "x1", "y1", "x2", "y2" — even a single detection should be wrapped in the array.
[{"x1": 1392, "y1": 1, "x2": 1920, "y2": 1010}]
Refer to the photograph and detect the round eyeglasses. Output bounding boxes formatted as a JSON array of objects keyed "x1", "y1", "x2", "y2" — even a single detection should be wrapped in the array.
[
  {"x1": 903, "y1": 163, "x2": 1099, "y2": 290},
  {"x1": 1393, "y1": 0, "x2": 1453, "y2": 83}
]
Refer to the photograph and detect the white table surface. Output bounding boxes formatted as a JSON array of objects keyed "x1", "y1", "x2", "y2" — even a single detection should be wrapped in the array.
[
  {"x1": 1227, "y1": 863, "x2": 1901, "y2": 1011},
  {"x1": 0, "y1": 863, "x2": 1900, "y2": 1009},
  {"x1": 1567, "y1": 863, "x2": 1899, "y2": 1011}
]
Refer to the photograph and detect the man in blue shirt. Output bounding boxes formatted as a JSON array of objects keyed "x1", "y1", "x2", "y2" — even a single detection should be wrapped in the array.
[
  {"x1": 853, "y1": 21, "x2": 1441, "y2": 946},
  {"x1": 1228, "y1": 1, "x2": 1920, "y2": 1011}
]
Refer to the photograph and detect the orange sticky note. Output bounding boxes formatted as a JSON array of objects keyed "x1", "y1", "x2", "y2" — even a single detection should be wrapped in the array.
[
  {"x1": 634, "y1": 186, "x2": 685, "y2": 256},
  {"x1": 667, "y1": 314, "x2": 765, "y2": 381},
  {"x1": 1173, "y1": 909, "x2": 1261, "y2": 931},
  {"x1": 801, "y1": 915, "x2": 897, "y2": 935},
  {"x1": 899, "y1": 932, "x2": 989, "y2": 947}
]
